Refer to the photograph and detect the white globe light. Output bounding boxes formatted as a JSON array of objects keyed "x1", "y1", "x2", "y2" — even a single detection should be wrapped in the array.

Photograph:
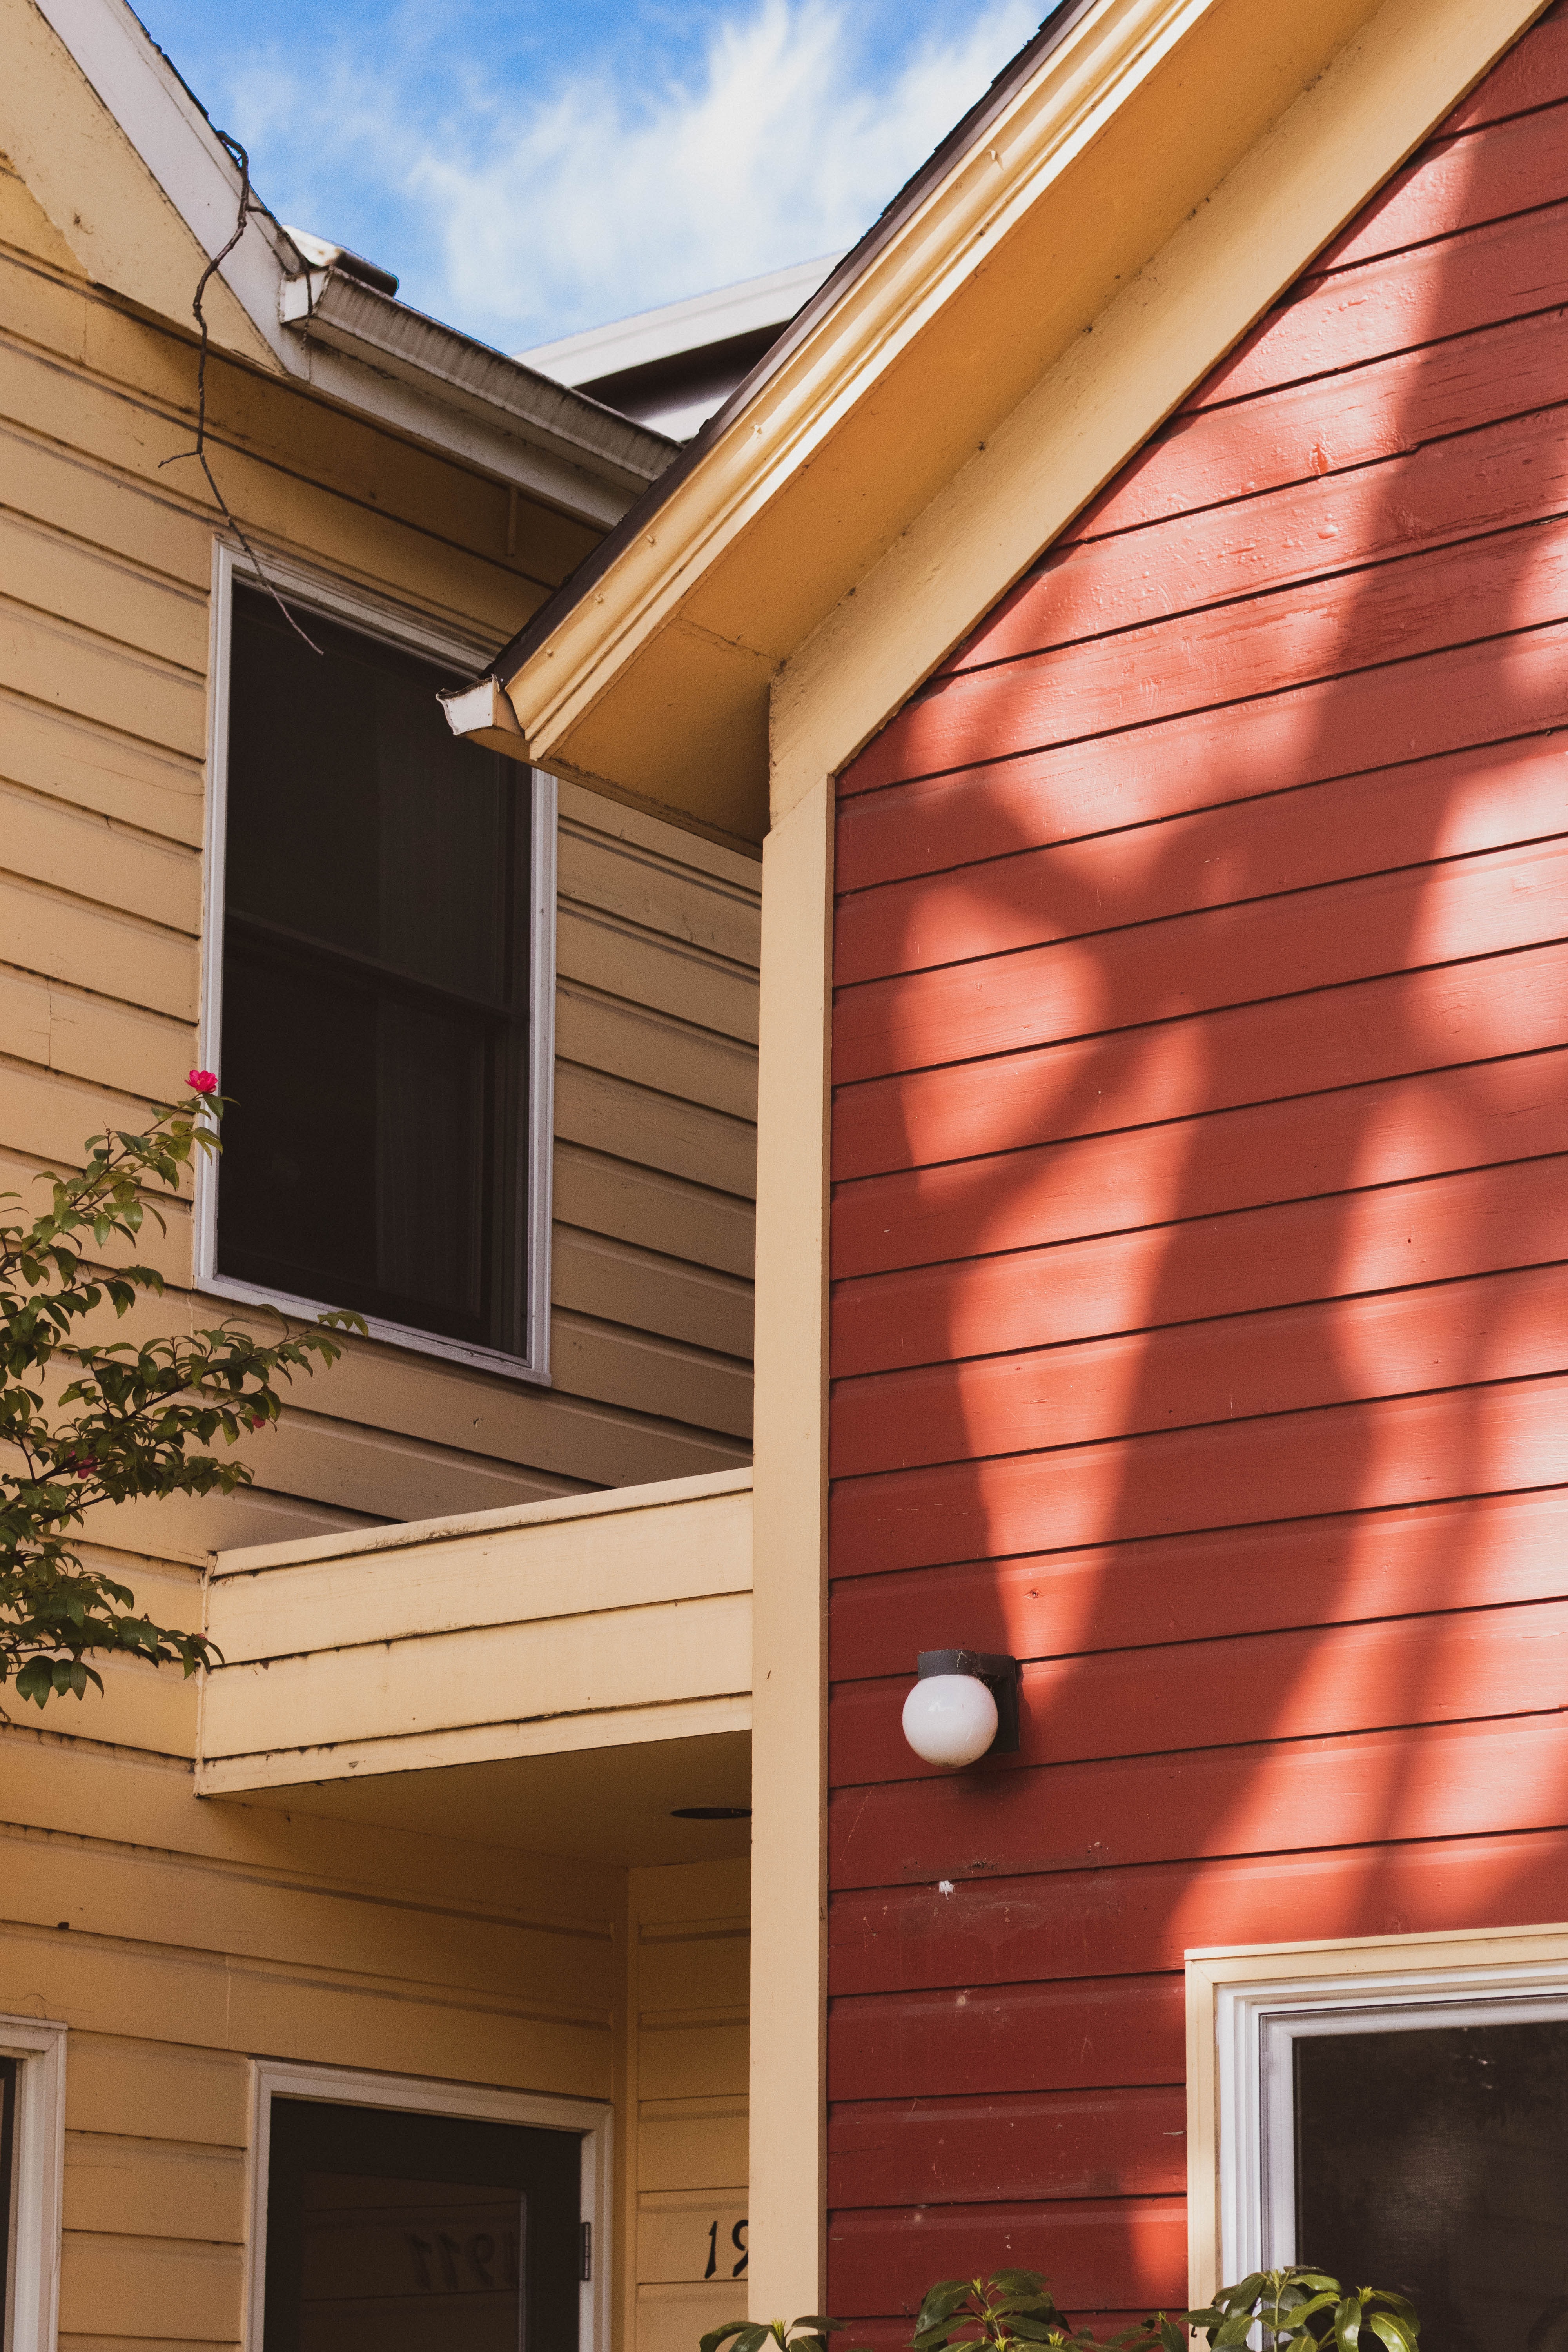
[{"x1": 902, "y1": 1673, "x2": 999, "y2": 1769}]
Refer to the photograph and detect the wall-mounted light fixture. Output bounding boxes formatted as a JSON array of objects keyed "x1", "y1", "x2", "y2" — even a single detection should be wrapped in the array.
[{"x1": 901, "y1": 1648, "x2": 1022, "y2": 1769}]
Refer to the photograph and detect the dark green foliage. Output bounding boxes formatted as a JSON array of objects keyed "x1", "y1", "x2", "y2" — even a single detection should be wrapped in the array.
[
  {"x1": 0, "y1": 1087, "x2": 361, "y2": 1708},
  {"x1": 701, "y1": 2318, "x2": 867, "y2": 2352},
  {"x1": 909, "y1": 2268, "x2": 1109, "y2": 2352},
  {"x1": 1183, "y1": 2267, "x2": 1419, "y2": 2352}
]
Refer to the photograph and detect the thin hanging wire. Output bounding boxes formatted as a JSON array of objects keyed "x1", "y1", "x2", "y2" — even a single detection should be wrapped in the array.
[{"x1": 160, "y1": 130, "x2": 323, "y2": 655}]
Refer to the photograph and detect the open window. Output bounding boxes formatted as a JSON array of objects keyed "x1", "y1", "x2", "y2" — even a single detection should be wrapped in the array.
[
  {"x1": 1191, "y1": 1931, "x2": 1568, "y2": 2352},
  {"x1": 249, "y1": 2062, "x2": 610, "y2": 2352},
  {"x1": 0, "y1": 2018, "x2": 65, "y2": 2352},
  {"x1": 199, "y1": 548, "x2": 556, "y2": 1382}
]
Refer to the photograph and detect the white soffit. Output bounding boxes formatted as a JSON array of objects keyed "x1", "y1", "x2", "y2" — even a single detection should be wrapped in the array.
[{"x1": 521, "y1": 253, "x2": 846, "y2": 385}]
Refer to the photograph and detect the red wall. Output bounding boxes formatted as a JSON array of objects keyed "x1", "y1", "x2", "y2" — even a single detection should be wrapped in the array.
[{"x1": 826, "y1": 7, "x2": 1568, "y2": 2338}]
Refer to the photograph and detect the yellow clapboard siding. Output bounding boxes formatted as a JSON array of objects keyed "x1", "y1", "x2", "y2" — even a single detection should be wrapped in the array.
[
  {"x1": 637, "y1": 2018, "x2": 749, "y2": 2103},
  {"x1": 0, "y1": 965, "x2": 193, "y2": 1098},
  {"x1": 553, "y1": 1145, "x2": 754, "y2": 1282},
  {"x1": 49, "y1": 1643, "x2": 199, "y2": 1756},
  {"x1": 64, "y1": 2132, "x2": 246, "y2": 2243},
  {"x1": 638, "y1": 2100, "x2": 750, "y2": 2193},
  {"x1": 557, "y1": 779, "x2": 760, "y2": 897},
  {"x1": 0, "y1": 683, "x2": 202, "y2": 842},
  {"x1": 638, "y1": 2192, "x2": 749, "y2": 2285},
  {"x1": 0, "y1": 870, "x2": 196, "y2": 1011},
  {"x1": 557, "y1": 820, "x2": 760, "y2": 969},
  {"x1": 0, "y1": 774, "x2": 200, "y2": 927},
  {"x1": 637, "y1": 1934, "x2": 750, "y2": 2014},
  {"x1": 1, "y1": 1737, "x2": 625, "y2": 1921},
  {"x1": 551, "y1": 1310, "x2": 752, "y2": 1439},
  {"x1": 59, "y1": 2229, "x2": 242, "y2": 2342},
  {"x1": 0, "y1": 419, "x2": 214, "y2": 587},
  {"x1": 0, "y1": 506, "x2": 207, "y2": 669},
  {"x1": 638, "y1": 2281, "x2": 753, "y2": 2352},
  {"x1": 558, "y1": 987, "x2": 758, "y2": 1123},
  {"x1": 556, "y1": 1064, "x2": 756, "y2": 1199},
  {"x1": 0, "y1": 1919, "x2": 614, "y2": 2091},
  {"x1": 0, "y1": 596, "x2": 204, "y2": 752},
  {"x1": 0, "y1": 1826, "x2": 618, "y2": 2004},
  {"x1": 557, "y1": 903, "x2": 759, "y2": 1046},
  {"x1": 554, "y1": 1227, "x2": 752, "y2": 1360},
  {"x1": 66, "y1": 2033, "x2": 250, "y2": 2146}
]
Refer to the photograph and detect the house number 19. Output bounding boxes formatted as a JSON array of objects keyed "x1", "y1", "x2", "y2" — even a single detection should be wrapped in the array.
[{"x1": 704, "y1": 2218, "x2": 748, "y2": 2278}]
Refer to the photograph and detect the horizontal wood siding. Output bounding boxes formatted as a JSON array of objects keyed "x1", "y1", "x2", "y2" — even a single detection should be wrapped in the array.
[
  {"x1": 0, "y1": 120, "x2": 752, "y2": 2351},
  {"x1": 826, "y1": 8, "x2": 1568, "y2": 2338}
]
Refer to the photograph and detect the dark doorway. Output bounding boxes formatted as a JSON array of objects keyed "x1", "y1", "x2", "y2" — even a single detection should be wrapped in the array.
[{"x1": 262, "y1": 2096, "x2": 583, "y2": 2352}]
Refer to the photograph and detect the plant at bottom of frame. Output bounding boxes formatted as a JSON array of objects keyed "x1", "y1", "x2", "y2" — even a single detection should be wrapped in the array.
[
  {"x1": 910, "y1": 2268, "x2": 1108, "y2": 2352},
  {"x1": 703, "y1": 2318, "x2": 871, "y2": 2352},
  {"x1": 1179, "y1": 2267, "x2": 1419, "y2": 2352}
]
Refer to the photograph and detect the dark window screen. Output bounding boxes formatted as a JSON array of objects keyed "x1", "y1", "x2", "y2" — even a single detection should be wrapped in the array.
[
  {"x1": 263, "y1": 2096, "x2": 581, "y2": 2352},
  {"x1": 0, "y1": 2055, "x2": 15, "y2": 2341},
  {"x1": 218, "y1": 587, "x2": 534, "y2": 1353},
  {"x1": 1295, "y1": 2020, "x2": 1568, "y2": 2352}
]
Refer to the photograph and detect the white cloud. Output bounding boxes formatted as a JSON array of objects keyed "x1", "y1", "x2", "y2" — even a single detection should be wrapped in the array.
[{"x1": 405, "y1": 0, "x2": 1039, "y2": 343}]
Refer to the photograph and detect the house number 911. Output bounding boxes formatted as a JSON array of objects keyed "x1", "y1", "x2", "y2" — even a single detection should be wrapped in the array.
[{"x1": 705, "y1": 2218, "x2": 748, "y2": 2279}]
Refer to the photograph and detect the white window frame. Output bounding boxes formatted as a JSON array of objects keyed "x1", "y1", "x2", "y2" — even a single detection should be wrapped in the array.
[
  {"x1": 0, "y1": 2016, "x2": 66, "y2": 2352},
  {"x1": 198, "y1": 540, "x2": 557, "y2": 1384},
  {"x1": 1187, "y1": 1924, "x2": 1568, "y2": 2309},
  {"x1": 243, "y1": 2058, "x2": 611, "y2": 2352}
]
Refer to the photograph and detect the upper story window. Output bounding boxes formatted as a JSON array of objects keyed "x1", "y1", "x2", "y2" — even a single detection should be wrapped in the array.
[{"x1": 198, "y1": 555, "x2": 555, "y2": 1382}]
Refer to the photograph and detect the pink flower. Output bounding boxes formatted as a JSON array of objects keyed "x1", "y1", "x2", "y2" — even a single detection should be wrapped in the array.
[{"x1": 187, "y1": 1069, "x2": 218, "y2": 1095}]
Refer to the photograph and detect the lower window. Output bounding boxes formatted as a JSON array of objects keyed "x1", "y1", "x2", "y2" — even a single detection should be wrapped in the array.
[
  {"x1": 1202, "y1": 1940, "x2": 1568, "y2": 2352},
  {"x1": 254, "y1": 2069, "x2": 606, "y2": 2352}
]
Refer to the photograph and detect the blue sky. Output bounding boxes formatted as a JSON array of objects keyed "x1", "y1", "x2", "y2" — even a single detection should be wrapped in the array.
[{"x1": 131, "y1": 0, "x2": 1040, "y2": 354}]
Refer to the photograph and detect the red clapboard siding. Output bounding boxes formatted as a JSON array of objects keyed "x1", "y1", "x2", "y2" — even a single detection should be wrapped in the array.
[
  {"x1": 1065, "y1": 307, "x2": 1568, "y2": 547},
  {"x1": 831, "y1": 1375, "x2": 1568, "y2": 1575},
  {"x1": 829, "y1": 1974, "x2": 1185, "y2": 2102},
  {"x1": 827, "y1": 2085, "x2": 1188, "y2": 2207},
  {"x1": 827, "y1": 2199, "x2": 1186, "y2": 2318},
  {"x1": 844, "y1": 514, "x2": 1568, "y2": 802},
  {"x1": 829, "y1": 1598, "x2": 1568, "y2": 1786},
  {"x1": 1309, "y1": 102, "x2": 1568, "y2": 280},
  {"x1": 830, "y1": 1489, "x2": 1568, "y2": 1682},
  {"x1": 833, "y1": 737, "x2": 1568, "y2": 989},
  {"x1": 827, "y1": 1827, "x2": 1568, "y2": 1998},
  {"x1": 830, "y1": 1259, "x2": 1568, "y2": 1480},
  {"x1": 829, "y1": 1712, "x2": 1568, "y2": 1891},
  {"x1": 1191, "y1": 198, "x2": 1568, "y2": 415},
  {"x1": 834, "y1": 939, "x2": 1568, "y2": 1185},
  {"x1": 1439, "y1": 5, "x2": 1568, "y2": 137},
  {"x1": 836, "y1": 616, "x2": 1568, "y2": 888},
  {"x1": 832, "y1": 835, "x2": 1568, "y2": 1085},
  {"x1": 831, "y1": 1156, "x2": 1567, "y2": 1377},
  {"x1": 940, "y1": 402, "x2": 1568, "y2": 682},
  {"x1": 833, "y1": 1049, "x2": 1568, "y2": 1278}
]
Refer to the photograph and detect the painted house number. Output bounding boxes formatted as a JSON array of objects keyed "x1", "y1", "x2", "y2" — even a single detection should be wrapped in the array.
[{"x1": 705, "y1": 2217, "x2": 748, "y2": 2278}]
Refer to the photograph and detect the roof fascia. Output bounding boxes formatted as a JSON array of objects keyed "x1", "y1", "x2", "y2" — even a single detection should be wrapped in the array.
[
  {"x1": 492, "y1": 0, "x2": 1546, "y2": 844},
  {"x1": 771, "y1": 0, "x2": 1551, "y2": 819},
  {"x1": 26, "y1": 0, "x2": 299, "y2": 368},
  {"x1": 282, "y1": 273, "x2": 677, "y2": 527},
  {"x1": 521, "y1": 254, "x2": 847, "y2": 387}
]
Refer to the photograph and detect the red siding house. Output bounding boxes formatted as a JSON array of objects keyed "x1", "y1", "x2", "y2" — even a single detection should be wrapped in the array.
[{"x1": 470, "y1": 0, "x2": 1568, "y2": 2344}]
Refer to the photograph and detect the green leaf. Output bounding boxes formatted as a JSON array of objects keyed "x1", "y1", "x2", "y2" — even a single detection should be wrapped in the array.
[{"x1": 700, "y1": 2324, "x2": 756, "y2": 2352}]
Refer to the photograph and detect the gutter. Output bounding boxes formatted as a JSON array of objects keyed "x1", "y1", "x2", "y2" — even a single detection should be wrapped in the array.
[{"x1": 281, "y1": 268, "x2": 677, "y2": 521}]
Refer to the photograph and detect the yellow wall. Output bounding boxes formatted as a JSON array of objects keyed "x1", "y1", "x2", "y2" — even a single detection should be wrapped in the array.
[{"x1": 0, "y1": 118, "x2": 753, "y2": 2352}]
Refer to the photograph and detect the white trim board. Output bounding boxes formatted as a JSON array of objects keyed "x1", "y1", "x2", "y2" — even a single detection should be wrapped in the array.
[
  {"x1": 1187, "y1": 1923, "x2": 1568, "y2": 2307},
  {"x1": 197, "y1": 539, "x2": 557, "y2": 1386},
  {"x1": 244, "y1": 2059, "x2": 612, "y2": 2352},
  {"x1": 0, "y1": 2015, "x2": 67, "y2": 2352}
]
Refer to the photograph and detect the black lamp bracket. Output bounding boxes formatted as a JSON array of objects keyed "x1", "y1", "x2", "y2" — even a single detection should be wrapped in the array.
[{"x1": 915, "y1": 1648, "x2": 1022, "y2": 1754}]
